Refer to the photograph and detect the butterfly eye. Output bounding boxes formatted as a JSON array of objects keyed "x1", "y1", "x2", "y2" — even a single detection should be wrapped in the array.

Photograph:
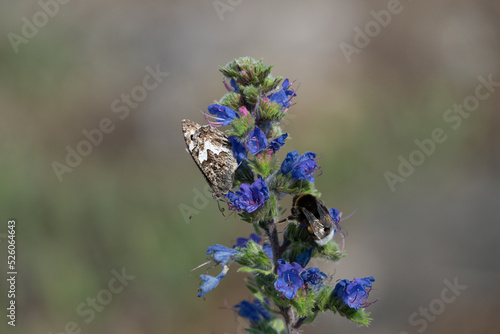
[{"x1": 190, "y1": 134, "x2": 195, "y2": 140}]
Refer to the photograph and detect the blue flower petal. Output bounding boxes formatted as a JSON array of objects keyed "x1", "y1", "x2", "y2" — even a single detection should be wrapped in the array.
[
  {"x1": 280, "y1": 151, "x2": 299, "y2": 174},
  {"x1": 207, "y1": 104, "x2": 239, "y2": 126},
  {"x1": 226, "y1": 178, "x2": 270, "y2": 213},
  {"x1": 230, "y1": 78, "x2": 241, "y2": 92},
  {"x1": 300, "y1": 267, "x2": 327, "y2": 286},
  {"x1": 268, "y1": 133, "x2": 288, "y2": 152},
  {"x1": 197, "y1": 267, "x2": 229, "y2": 297},
  {"x1": 263, "y1": 243, "x2": 273, "y2": 259},
  {"x1": 235, "y1": 299, "x2": 271, "y2": 323},
  {"x1": 274, "y1": 260, "x2": 304, "y2": 299},
  {"x1": 198, "y1": 274, "x2": 221, "y2": 297},
  {"x1": 333, "y1": 276, "x2": 375, "y2": 309},
  {"x1": 295, "y1": 246, "x2": 313, "y2": 268},
  {"x1": 247, "y1": 127, "x2": 268, "y2": 155},
  {"x1": 206, "y1": 244, "x2": 240, "y2": 266},
  {"x1": 233, "y1": 233, "x2": 262, "y2": 248},
  {"x1": 228, "y1": 135, "x2": 247, "y2": 163},
  {"x1": 267, "y1": 78, "x2": 296, "y2": 108}
]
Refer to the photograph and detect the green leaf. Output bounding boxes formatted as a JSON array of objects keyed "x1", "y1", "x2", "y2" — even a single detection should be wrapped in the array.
[
  {"x1": 245, "y1": 285, "x2": 266, "y2": 304},
  {"x1": 238, "y1": 266, "x2": 273, "y2": 275}
]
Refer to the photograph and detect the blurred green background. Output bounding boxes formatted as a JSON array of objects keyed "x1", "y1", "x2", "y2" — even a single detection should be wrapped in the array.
[{"x1": 1, "y1": 1, "x2": 499, "y2": 333}]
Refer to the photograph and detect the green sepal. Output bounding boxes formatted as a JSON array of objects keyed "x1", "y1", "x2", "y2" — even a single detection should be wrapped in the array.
[
  {"x1": 280, "y1": 236, "x2": 311, "y2": 263},
  {"x1": 337, "y1": 307, "x2": 372, "y2": 326},
  {"x1": 227, "y1": 113, "x2": 255, "y2": 139},
  {"x1": 260, "y1": 99, "x2": 287, "y2": 123},
  {"x1": 235, "y1": 240, "x2": 273, "y2": 271},
  {"x1": 263, "y1": 194, "x2": 279, "y2": 222},
  {"x1": 290, "y1": 289, "x2": 317, "y2": 318},
  {"x1": 251, "y1": 272, "x2": 282, "y2": 306},
  {"x1": 245, "y1": 317, "x2": 287, "y2": 334},
  {"x1": 262, "y1": 76, "x2": 283, "y2": 94},
  {"x1": 247, "y1": 152, "x2": 279, "y2": 179},
  {"x1": 326, "y1": 295, "x2": 372, "y2": 326},
  {"x1": 233, "y1": 161, "x2": 255, "y2": 187},
  {"x1": 267, "y1": 124, "x2": 285, "y2": 141},
  {"x1": 219, "y1": 57, "x2": 277, "y2": 89},
  {"x1": 243, "y1": 85, "x2": 260, "y2": 105},
  {"x1": 218, "y1": 92, "x2": 242, "y2": 111},
  {"x1": 314, "y1": 285, "x2": 334, "y2": 312},
  {"x1": 315, "y1": 240, "x2": 345, "y2": 262},
  {"x1": 274, "y1": 174, "x2": 320, "y2": 197}
]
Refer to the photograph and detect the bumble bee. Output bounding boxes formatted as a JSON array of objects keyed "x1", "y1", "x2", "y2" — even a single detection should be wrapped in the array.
[{"x1": 287, "y1": 194, "x2": 335, "y2": 246}]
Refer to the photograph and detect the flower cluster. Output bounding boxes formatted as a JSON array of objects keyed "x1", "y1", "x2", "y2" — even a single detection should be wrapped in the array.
[
  {"x1": 187, "y1": 57, "x2": 376, "y2": 333},
  {"x1": 274, "y1": 259, "x2": 327, "y2": 299},
  {"x1": 332, "y1": 276, "x2": 375, "y2": 310}
]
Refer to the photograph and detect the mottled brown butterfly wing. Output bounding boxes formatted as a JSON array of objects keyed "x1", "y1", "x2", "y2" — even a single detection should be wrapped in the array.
[{"x1": 181, "y1": 119, "x2": 238, "y2": 200}]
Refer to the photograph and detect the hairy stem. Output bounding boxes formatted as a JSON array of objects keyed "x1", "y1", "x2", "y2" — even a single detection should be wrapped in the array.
[
  {"x1": 264, "y1": 219, "x2": 281, "y2": 273},
  {"x1": 280, "y1": 305, "x2": 298, "y2": 334}
]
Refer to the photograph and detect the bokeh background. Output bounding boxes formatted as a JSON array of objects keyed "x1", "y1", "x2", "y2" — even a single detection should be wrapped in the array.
[{"x1": 1, "y1": 1, "x2": 499, "y2": 333}]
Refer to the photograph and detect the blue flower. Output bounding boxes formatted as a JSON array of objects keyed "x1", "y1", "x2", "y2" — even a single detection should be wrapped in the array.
[
  {"x1": 228, "y1": 135, "x2": 247, "y2": 163},
  {"x1": 329, "y1": 208, "x2": 341, "y2": 224},
  {"x1": 227, "y1": 177, "x2": 270, "y2": 213},
  {"x1": 198, "y1": 266, "x2": 229, "y2": 297},
  {"x1": 207, "y1": 104, "x2": 239, "y2": 126},
  {"x1": 262, "y1": 243, "x2": 273, "y2": 259},
  {"x1": 280, "y1": 151, "x2": 320, "y2": 182},
  {"x1": 268, "y1": 133, "x2": 288, "y2": 152},
  {"x1": 280, "y1": 151, "x2": 299, "y2": 174},
  {"x1": 268, "y1": 79, "x2": 296, "y2": 108},
  {"x1": 274, "y1": 259, "x2": 304, "y2": 299},
  {"x1": 332, "y1": 276, "x2": 375, "y2": 310},
  {"x1": 247, "y1": 127, "x2": 268, "y2": 155},
  {"x1": 329, "y1": 208, "x2": 341, "y2": 231},
  {"x1": 230, "y1": 78, "x2": 241, "y2": 92},
  {"x1": 300, "y1": 267, "x2": 327, "y2": 286},
  {"x1": 195, "y1": 245, "x2": 241, "y2": 297},
  {"x1": 235, "y1": 299, "x2": 271, "y2": 323},
  {"x1": 206, "y1": 244, "x2": 241, "y2": 266},
  {"x1": 295, "y1": 246, "x2": 313, "y2": 268},
  {"x1": 234, "y1": 233, "x2": 262, "y2": 248}
]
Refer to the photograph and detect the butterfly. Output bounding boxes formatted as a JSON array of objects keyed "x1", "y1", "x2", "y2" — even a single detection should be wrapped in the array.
[{"x1": 181, "y1": 119, "x2": 238, "y2": 201}]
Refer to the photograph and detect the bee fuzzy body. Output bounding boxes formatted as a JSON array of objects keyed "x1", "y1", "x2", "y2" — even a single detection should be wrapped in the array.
[{"x1": 291, "y1": 194, "x2": 334, "y2": 246}]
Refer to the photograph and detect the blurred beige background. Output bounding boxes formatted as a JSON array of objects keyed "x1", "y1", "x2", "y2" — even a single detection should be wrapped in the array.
[{"x1": 1, "y1": 1, "x2": 499, "y2": 333}]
